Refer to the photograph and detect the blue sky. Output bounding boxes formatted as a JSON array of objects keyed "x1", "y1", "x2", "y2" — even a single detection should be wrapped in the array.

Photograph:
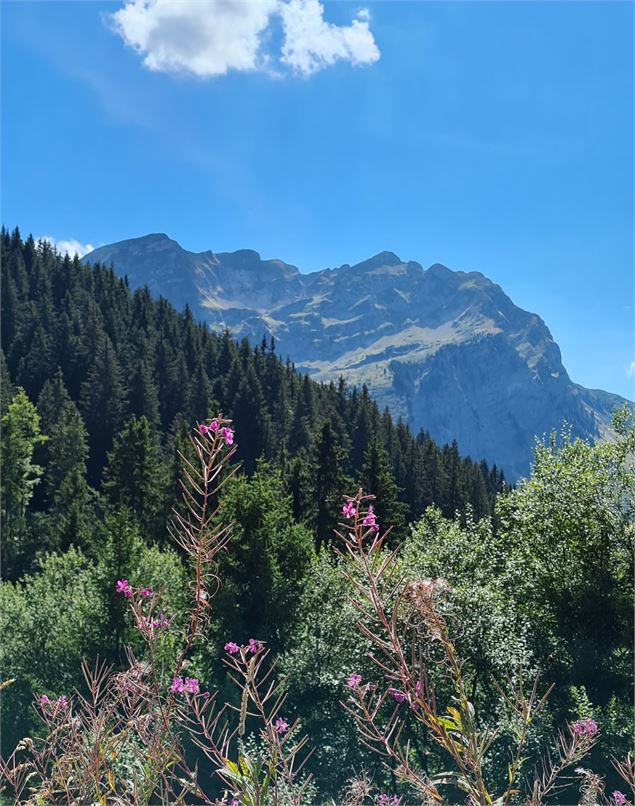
[{"x1": 2, "y1": 0, "x2": 633, "y2": 398}]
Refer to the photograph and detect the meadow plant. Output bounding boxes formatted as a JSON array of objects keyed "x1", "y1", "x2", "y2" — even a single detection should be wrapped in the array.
[
  {"x1": 0, "y1": 417, "x2": 311, "y2": 804},
  {"x1": 336, "y1": 490, "x2": 633, "y2": 805}
]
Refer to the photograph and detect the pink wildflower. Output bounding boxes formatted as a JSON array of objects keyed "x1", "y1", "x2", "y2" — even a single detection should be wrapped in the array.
[
  {"x1": 612, "y1": 792, "x2": 627, "y2": 805},
  {"x1": 198, "y1": 423, "x2": 209, "y2": 435},
  {"x1": 274, "y1": 717, "x2": 289, "y2": 734},
  {"x1": 139, "y1": 587, "x2": 153, "y2": 598},
  {"x1": 115, "y1": 578, "x2": 132, "y2": 598},
  {"x1": 377, "y1": 796, "x2": 401, "y2": 806},
  {"x1": 224, "y1": 641, "x2": 239, "y2": 654},
  {"x1": 202, "y1": 690, "x2": 210, "y2": 699},
  {"x1": 39, "y1": 694, "x2": 68, "y2": 710},
  {"x1": 362, "y1": 505, "x2": 380, "y2": 533},
  {"x1": 584, "y1": 718, "x2": 598, "y2": 736},
  {"x1": 347, "y1": 673, "x2": 362, "y2": 690},
  {"x1": 388, "y1": 687, "x2": 406, "y2": 703},
  {"x1": 342, "y1": 500, "x2": 356, "y2": 519},
  {"x1": 220, "y1": 426, "x2": 234, "y2": 446},
  {"x1": 170, "y1": 676, "x2": 200, "y2": 695},
  {"x1": 209, "y1": 419, "x2": 219, "y2": 432},
  {"x1": 572, "y1": 718, "x2": 598, "y2": 737},
  {"x1": 247, "y1": 638, "x2": 262, "y2": 654}
]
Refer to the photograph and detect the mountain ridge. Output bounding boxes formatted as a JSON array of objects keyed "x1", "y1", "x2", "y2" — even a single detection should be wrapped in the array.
[{"x1": 83, "y1": 235, "x2": 631, "y2": 480}]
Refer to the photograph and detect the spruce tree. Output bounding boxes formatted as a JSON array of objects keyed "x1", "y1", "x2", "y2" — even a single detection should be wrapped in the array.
[
  {"x1": 360, "y1": 436, "x2": 408, "y2": 538},
  {"x1": 288, "y1": 375, "x2": 316, "y2": 453},
  {"x1": 102, "y1": 415, "x2": 165, "y2": 542},
  {"x1": 41, "y1": 392, "x2": 92, "y2": 552},
  {"x1": 310, "y1": 421, "x2": 349, "y2": 549},
  {"x1": 80, "y1": 333, "x2": 126, "y2": 484}
]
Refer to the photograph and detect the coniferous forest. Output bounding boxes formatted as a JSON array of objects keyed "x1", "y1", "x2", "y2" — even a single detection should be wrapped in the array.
[{"x1": 1, "y1": 230, "x2": 633, "y2": 804}]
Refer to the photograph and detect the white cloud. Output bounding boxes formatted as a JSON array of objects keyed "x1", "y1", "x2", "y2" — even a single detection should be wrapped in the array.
[
  {"x1": 280, "y1": 0, "x2": 379, "y2": 75},
  {"x1": 112, "y1": 0, "x2": 277, "y2": 77},
  {"x1": 111, "y1": 0, "x2": 379, "y2": 78},
  {"x1": 628, "y1": 361, "x2": 635, "y2": 377},
  {"x1": 41, "y1": 237, "x2": 96, "y2": 258}
]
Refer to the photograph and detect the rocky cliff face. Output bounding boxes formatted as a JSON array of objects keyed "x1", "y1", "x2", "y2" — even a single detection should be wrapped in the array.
[{"x1": 83, "y1": 235, "x2": 631, "y2": 480}]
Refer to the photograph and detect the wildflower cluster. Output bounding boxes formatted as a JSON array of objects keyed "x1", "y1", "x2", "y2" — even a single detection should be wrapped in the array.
[
  {"x1": 341, "y1": 496, "x2": 380, "y2": 533},
  {"x1": 37, "y1": 694, "x2": 69, "y2": 711},
  {"x1": 198, "y1": 418, "x2": 234, "y2": 446},
  {"x1": 572, "y1": 718, "x2": 599, "y2": 737},
  {"x1": 341, "y1": 500, "x2": 356, "y2": 519},
  {"x1": 224, "y1": 638, "x2": 263, "y2": 655},
  {"x1": 136, "y1": 612, "x2": 170, "y2": 633},
  {"x1": 115, "y1": 578, "x2": 132, "y2": 598},
  {"x1": 169, "y1": 676, "x2": 201, "y2": 695},
  {"x1": 346, "y1": 673, "x2": 362, "y2": 690}
]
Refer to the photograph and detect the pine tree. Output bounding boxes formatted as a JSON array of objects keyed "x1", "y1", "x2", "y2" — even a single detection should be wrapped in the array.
[
  {"x1": 80, "y1": 333, "x2": 126, "y2": 484},
  {"x1": 102, "y1": 415, "x2": 165, "y2": 542},
  {"x1": 231, "y1": 366, "x2": 270, "y2": 474},
  {"x1": 214, "y1": 465, "x2": 314, "y2": 652},
  {"x1": 127, "y1": 351, "x2": 160, "y2": 428},
  {"x1": 349, "y1": 386, "x2": 374, "y2": 472},
  {"x1": 288, "y1": 375, "x2": 316, "y2": 452},
  {"x1": 360, "y1": 436, "x2": 408, "y2": 538},
  {"x1": 286, "y1": 447, "x2": 313, "y2": 523},
  {"x1": 310, "y1": 421, "x2": 349, "y2": 549},
  {"x1": 155, "y1": 338, "x2": 182, "y2": 428},
  {"x1": 40, "y1": 385, "x2": 92, "y2": 552}
]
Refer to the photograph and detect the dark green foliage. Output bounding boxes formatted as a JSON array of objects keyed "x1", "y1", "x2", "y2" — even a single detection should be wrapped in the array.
[
  {"x1": 1, "y1": 348, "x2": 15, "y2": 416},
  {"x1": 102, "y1": 415, "x2": 166, "y2": 542},
  {"x1": 309, "y1": 421, "x2": 350, "y2": 549},
  {"x1": 38, "y1": 385, "x2": 93, "y2": 553},
  {"x1": 212, "y1": 464, "x2": 314, "y2": 653},
  {"x1": 360, "y1": 436, "x2": 408, "y2": 539},
  {"x1": 80, "y1": 332, "x2": 127, "y2": 484}
]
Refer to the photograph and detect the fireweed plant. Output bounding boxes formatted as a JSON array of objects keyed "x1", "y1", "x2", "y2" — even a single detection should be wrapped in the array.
[
  {"x1": 0, "y1": 420, "x2": 632, "y2": 804},
  {"x1": 1, "y1": 418, "x2": 311, "y2": 804},
  {"x1": 336, "y1": 490, "x2": 635, "y2": 806}
]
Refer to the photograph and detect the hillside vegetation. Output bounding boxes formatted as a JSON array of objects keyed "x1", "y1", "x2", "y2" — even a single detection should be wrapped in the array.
[{"x1": 0, "y1": 230, "x2": 633, "y2": 804}]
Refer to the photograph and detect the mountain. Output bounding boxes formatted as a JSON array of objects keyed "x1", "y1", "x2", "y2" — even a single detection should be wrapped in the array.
[{"x1": 83, "y1": 234, "x2": 631, "y2": 480}]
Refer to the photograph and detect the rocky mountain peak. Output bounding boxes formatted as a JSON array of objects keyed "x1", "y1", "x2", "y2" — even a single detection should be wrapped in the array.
[
  {"x1": 82, "y1": 234, "x2": 632, "y2": 480},
  {"x1": 426, "y1": 262, "x2": 453, "y2": 278},
  {"x1": 350, "y1": 251, "x2": 403, "y2": 272}
]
